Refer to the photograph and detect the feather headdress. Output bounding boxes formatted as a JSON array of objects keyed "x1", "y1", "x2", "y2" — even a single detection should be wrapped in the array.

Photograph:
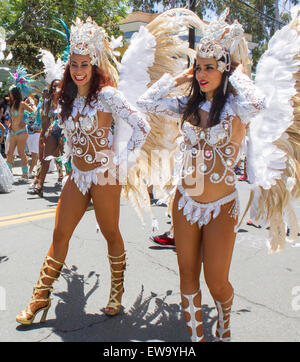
[
  {"x1": 196, "y1": 7, "x2": 250, "y2": 73},
  {"x1": 8, "y1": 65, "x2": 34, "y2": 97},
  {"x1": 37, "y1": 49, "x2": 65, "y2": 85},
  {"x1": 48, "y1": 18, "x2": 70, "y2": 63},
  {"x1": 68, "y1": 17, "x2": 119, "y2": 85}
]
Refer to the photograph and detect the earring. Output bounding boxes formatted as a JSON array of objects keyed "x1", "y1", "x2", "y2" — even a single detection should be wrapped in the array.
[{"x1": 223, "y1": 75, "x2": 228, "y2": 95}]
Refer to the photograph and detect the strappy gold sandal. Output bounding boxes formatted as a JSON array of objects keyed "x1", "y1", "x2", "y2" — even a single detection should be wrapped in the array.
[
  {"x1": 182, "y1": 289, "x2": 205, "y2": 342},
  {"x1": 105, "y1": 252, "x2": 127, "y2": 316},
  {"x1": 16, "y1": 256, "x2": 63, "y2": 325}
]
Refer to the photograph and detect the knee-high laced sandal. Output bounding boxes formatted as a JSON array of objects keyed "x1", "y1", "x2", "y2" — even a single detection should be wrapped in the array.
[
  {"x1": 16, "y1": 256, "x2": 63, "y2": 325},
  {"x1": 182, "y1": 290, "x2": 205, "y2": 342},
  {"x1": 105, "y1": 252, "x2": 127, "y2": 316},
  {"x1": 214, "y1": 293, "x2": 234, "y2": 342}
]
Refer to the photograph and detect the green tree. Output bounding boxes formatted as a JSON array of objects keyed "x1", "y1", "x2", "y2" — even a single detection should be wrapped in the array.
[{"x1": 0, "y1": 0, "x2": 129, "y2": 71}]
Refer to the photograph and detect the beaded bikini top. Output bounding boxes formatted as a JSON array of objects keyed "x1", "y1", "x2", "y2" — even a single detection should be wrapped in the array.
[
  {"x1": 179, "y1": 101, "x2": 239, "y2": 186},
  {"x1": 64, "y1": 95, "x2": 113, "y2": 165}
]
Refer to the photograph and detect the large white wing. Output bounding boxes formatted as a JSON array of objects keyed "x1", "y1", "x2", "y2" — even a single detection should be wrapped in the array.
[
  {"x1": 118, "y1": 26, "x2": 156, "y2": 107},
  {"x1": 247, "y1": 20, "x2": 300, "y2": 188},
  {"x1": 246, "y1": 6, "x2": 300, "y2": 252}
]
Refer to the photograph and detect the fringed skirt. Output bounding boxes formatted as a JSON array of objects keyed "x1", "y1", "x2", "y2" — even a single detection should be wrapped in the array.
[{"x1": 177, "y1": 185, "x2": 240, "y2": 230}]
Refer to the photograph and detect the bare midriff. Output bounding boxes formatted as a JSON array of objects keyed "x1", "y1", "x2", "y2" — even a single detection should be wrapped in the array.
[{"x1": 11, "y1": 109, "x2": 26, "y2": 133}]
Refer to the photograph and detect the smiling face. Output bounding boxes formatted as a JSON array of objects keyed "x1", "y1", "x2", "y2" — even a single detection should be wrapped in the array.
[
  {"x1": 69, "y1": 53, "x2": 93, "y2": 95},
  {"x1": 195, "y1": 57, "x2": 223, "y2": 100}
]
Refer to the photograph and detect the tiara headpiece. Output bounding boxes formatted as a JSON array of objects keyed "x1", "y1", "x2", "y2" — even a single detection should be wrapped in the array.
[
  {"x1": 69, "y1": 17, "x2": 107, "y2": 66},
  {"x1": 196, "y1": 8, "x2": 244, "y2": 72}
]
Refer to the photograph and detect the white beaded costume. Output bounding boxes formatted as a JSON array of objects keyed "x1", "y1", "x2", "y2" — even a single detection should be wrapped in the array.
[
  {"x1": 136, "y1": 68, "x2": 265, "y2": 228},
  {"x1": 61, "y1": 87, "x2": 150, "y2": 195}
]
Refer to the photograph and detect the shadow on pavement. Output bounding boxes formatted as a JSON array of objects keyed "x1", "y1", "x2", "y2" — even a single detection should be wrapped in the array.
[{"x1": 15, "y1": 265, "x2": 249, "y2": 342}]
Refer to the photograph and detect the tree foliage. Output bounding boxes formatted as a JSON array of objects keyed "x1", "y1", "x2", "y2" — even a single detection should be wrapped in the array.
[{"x1": 0, "y1": 0, "x2": 129, "y2": 71}]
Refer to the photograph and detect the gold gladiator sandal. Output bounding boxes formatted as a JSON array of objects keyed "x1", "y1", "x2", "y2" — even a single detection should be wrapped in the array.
[
  {"x1": 16, "y1": 256, "x2": 64, "y2": 325},
  {"x1": 105, "y1": 252, "x2": 127, "y2": 316},
  {"x1": 182, "y1": 289, "x2": 205, "y2": 342},
  {"x1": 214, "y1": 293, "x2": 234, "y2": 342}
]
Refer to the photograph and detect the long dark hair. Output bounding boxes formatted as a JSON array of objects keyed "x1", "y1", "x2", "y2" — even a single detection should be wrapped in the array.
[
  {"x1": 58, "y1": 64, "x2": 114, "y2": 122},
  {"x1": 182, "y1": 58, "x2": 233, "y2": 128},
  {"x1": 9, "y1": 87, "x2": 22, "y2": 111},
  {"x1": 44, "y1": 79, "x2": 60, "y2": 113}
]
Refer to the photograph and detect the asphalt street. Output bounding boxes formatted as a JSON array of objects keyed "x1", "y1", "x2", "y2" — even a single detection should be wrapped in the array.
[{"x1": 1, "y1": 165, "x2": 300, "y2": 343}]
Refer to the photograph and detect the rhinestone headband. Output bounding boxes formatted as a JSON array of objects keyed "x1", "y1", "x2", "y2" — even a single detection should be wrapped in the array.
[
  {"x1": 69, "y1": 17, "x2": 107, "y2": 66},
  {"x1": 196, "y1": 8, "x2": 244, "y2": 73}
]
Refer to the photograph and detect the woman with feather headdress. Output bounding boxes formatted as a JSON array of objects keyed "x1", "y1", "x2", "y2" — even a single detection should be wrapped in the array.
[
  {"x1": 16, "y1": 17, "x2": 150, "y2": 325},
  {"x1": 124, "y1": 6, "x2": 300, "y2": 342},
  {"x1": 6, "y1": 65, "x2": 37, "y2": 183},
  {"x1": 135, "y1": 8, "x2": 265, "y2": 342}
]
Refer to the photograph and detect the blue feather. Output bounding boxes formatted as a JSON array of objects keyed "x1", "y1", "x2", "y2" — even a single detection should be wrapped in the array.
[
  {"x1": 48, "y1": 28, "x2": 69, "y2": 42},
  {"x1": 56, "y1": 18, "x2": 70, "y2": 43}
]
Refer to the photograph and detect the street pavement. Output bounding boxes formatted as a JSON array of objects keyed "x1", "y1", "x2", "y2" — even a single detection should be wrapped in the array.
[{"x1": 1, "y1": 164, "x2": 300, "y2": 343}]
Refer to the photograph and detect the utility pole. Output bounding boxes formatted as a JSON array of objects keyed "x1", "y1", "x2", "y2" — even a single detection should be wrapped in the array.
[
  {"x1": 188, "y1": 0, "x2": 196, "y2": 49},
  {"x1": 187, "y1": 0, "x2": 196, "y2": 67}
]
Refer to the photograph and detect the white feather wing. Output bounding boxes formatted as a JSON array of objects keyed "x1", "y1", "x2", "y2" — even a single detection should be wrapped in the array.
[
  {"x1": 247, "y1": 24, "x2": 300, "y2": 188},
  {"x1": 117, "y1": 26, "x2": 156, "y2": 106},
  {"x1": 38, "y1": 49, "x2": 65, "y2": 85}
]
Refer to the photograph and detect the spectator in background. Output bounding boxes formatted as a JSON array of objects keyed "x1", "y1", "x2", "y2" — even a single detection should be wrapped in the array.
[
  {"x1": 6, "y1": 87, "x2": 36, "y2": 182},
  {"x1": 25, "y1": 94, "x2": 42, "y2": 178}
]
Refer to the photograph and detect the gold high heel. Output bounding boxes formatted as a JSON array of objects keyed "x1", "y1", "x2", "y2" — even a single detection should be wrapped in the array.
[
  {"x1": 105, "y1": 252, "x2": 126, "y2": 316},
  {"x1": 16, "y1": 256, "x2": 63, "y2": 325}
]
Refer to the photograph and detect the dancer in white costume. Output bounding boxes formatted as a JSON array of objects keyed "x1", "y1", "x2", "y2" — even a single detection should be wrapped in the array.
[
  {"x1": 116, "y1": 7, "x2": 300, "y2": 342},
  {"x1": 16, "y1": 17, "x2": 150, "y2": 325}
]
